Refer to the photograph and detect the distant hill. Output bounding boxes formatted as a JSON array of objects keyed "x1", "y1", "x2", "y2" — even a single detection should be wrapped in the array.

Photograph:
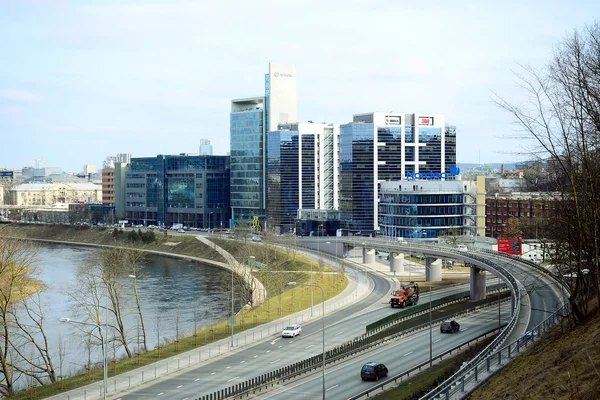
[{"x1": 457, "y1": 163, "x2": 516, "y2": 170}]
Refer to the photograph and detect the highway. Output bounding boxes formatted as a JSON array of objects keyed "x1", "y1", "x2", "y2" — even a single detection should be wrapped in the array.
[
  {"x1": 261, "y1": 305, "x2": 512, "y2": 400},
  {"x1": 116, "y1": 274, "x2": 502, "y2": 399},
  {"x1": 113, "y1": 240, "x2": 565, "y2": 400}
]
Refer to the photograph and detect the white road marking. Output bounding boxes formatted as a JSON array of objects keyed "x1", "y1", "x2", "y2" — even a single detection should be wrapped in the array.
[
  {"x1": 194, "y1": 378, "x2": 200, "y2": 381},
  {"x1": 270, "y1": 359, "x2": 281, "y2": 364},
  {"x1": 463, "y1": 328, "x2": 468, "y2": 331},
  {"x1": 227, "y1": 376, "x2": 239, "y2": 382},
  {"x1": 240, "y1": 360, "x2": 245, "y2": 364},
  {"x1": 266, "y1": 350, "x2": 271, "y2": 353},
  {"x1": 183, "y1": 398, "x2": 189, "y2": 400},
  {"x1": 278, "y1": 345, "x2": 282, "y2": 348},
  {"x1": 404, "y1": 351, "x2": 413, "y2": 356},
  {"x1": 271, "y1": 338, "x2": 280, "y2": 345},
  {"x1": 254, "y1": 355, "x2": 258, "y2": 358},
  {"x1": 335, "y1": 332, "x2": 342, "y2": 336},
  {"x1": 434, "y1": 339, "x2": 441, "y2": 343},
  {"x1": 326, "y1": 385, "x2": 339, "y2": 391},
  {"x1": 226, "y1": 366, "x2": 231, "y2": 369},
  {"x1": 177, "y1": 385, "x2": 183, "y2": 388},
  {"x1": 157, "y1": 393, "x2": 163, "y2": 396},
  {"x1": 211, "y1": 372, "x2": 216, "y2": 375},
  {"x1": 305, "y1": 344, "x2": 314, "y2": 349}
]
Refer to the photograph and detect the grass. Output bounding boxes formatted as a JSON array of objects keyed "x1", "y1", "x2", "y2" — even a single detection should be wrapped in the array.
[
  {"x1": 470, "y1": 302, "x2": 600, "y2": 400},
  {"x1": 0, "y1": 223, "x2": 226, "y2": 262}
]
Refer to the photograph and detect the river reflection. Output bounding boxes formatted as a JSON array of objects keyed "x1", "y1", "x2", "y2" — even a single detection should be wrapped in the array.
[{"x1": 36, "y1": 244, "x2": 230, "y2": 378}]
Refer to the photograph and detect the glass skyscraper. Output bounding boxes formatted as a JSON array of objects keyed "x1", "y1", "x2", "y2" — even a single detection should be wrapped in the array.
[
  {"x1": 339, "y1": 112, "x2": 456, "y2": 234},
  {"x1": 267, "y1": 122, "x2": 338, "y2": 233},
  {"x1": 230, "y1": 63, "x2": 297, "y2": 229}
]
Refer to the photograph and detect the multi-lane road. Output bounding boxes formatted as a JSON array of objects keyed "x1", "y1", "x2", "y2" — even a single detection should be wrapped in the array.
[{"x1": 116, "y1": 270, "x2": 504, "y2": 399}]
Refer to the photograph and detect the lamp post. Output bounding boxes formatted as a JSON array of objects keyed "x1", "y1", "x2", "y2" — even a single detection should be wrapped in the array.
[
  {"x1": 423, "y1": 264, "x2": 433, "y2": 367},
  {"x1": 60, "y1": 317, "x2": 107, "y2": 399},
  {"x1": 288, "y1": 281, "x2": 325, "y2": 400}
]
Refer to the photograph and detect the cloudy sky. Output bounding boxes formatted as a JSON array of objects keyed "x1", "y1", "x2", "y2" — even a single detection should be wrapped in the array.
[{"x1": 1, "y1": 0, "x2": 598, "y2": 173}]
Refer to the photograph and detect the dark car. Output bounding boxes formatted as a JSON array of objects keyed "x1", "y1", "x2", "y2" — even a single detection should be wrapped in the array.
[
  {"x1": 440, "y1": 320, "x2": 460, "y2": 333},
  {"x1": 360, "y1": 362, "x2": 388, "y2": 381}
]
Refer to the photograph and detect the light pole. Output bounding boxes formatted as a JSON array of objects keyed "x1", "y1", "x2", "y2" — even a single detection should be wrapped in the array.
[
  {"x1": 423, "y1": 263, "x2": 433, "y2": 367},
  {"x1": 288, "y1": 281, "x2": 325, "y2": 400},
  {"x1": 60, "y1": 317, "x2": 107, "y2": 399}
]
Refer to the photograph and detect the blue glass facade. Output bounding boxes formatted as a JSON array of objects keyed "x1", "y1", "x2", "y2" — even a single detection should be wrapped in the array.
[
  {"x1": 126, "y1": 155, "x2": 230, "y2": 228},
  {"x1": 379, "y1": 191, "x2": 464, "y2": 238},
  {"x1": 418, "y1": 127, "x2": 443, "y2": 173},
  {"x1": 230, "y1": 109, "x2": 265, "y2": 225},
  {"x1": 267, "y1": 130, "x2": 300, "y2": 230},
  {"x1": 339, "y1": 123, "x2": 375, "y2": 232}
]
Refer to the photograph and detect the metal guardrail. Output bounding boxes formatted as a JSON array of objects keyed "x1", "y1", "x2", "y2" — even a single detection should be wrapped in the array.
[
  {"x1": 193, "y1": 292, "x2": 511, "y2": 400},
  {"x1": 367, "y1": 283, "x2": 508, "y2": 332},
  {"x1": 346, "y1": 327, "x2": 504, "y2": 400},
  {"x1": 416, "y1": 247, "x2": 568, "y2": 400},
  {"x1": 420, "y1": 302, "x2": 569, "y2": 400}
]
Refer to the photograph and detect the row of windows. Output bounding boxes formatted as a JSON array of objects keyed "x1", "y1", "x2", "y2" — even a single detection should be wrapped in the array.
[
  {"x1": 127, "y1": 183, "x2": 146, "y2": 188},
  {"x1": 380, "y1": 205, "x2": 464, "y2": 216}
]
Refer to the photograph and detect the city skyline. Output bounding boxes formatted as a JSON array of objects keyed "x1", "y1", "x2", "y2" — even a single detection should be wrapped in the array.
[{"x1": 1, "y1": 0, "x2": 599, "y2": 172}]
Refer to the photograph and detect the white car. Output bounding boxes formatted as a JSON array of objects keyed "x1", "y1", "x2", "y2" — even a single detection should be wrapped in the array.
[{"x1": 281, "y1": 324, "x2": 301, "y2": 338}]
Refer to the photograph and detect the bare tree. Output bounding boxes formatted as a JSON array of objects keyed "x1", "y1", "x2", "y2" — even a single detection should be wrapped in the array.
[
  {"x1": 126, "y1": 248, "x2": 148, "y2": 352},
  {"x1": 0, "y1": 238, "x2": 42, "y2": 396},
  {"x1": 494, "y1": 22, "x2": 600, "y2": 322}
]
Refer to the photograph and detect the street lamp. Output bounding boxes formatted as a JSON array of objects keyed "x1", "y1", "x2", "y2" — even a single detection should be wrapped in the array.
[
  {"x1": 59, "y1": 317, "x2": 107, "y2": 400},
  {"x1": 423, "y1": 264, "x2": 433, "y2": 367},
  {"x1": 288, "y1": 281, "x2": 325, "y2": 400}
]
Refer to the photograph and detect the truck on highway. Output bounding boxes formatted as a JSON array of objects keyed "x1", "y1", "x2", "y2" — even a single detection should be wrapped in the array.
[{"x1": 389, "y1": 282, "x2": 419, "y2": 308}]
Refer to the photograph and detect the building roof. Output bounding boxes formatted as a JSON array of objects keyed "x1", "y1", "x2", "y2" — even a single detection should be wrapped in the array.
[{"x1": 13, "y1": 183, "x2": 102, "y2": 191}]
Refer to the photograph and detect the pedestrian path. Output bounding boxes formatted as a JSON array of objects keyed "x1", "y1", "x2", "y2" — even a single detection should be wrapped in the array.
[{"x1": 47, "y1": 239, "x2": 373, "y2": 400}]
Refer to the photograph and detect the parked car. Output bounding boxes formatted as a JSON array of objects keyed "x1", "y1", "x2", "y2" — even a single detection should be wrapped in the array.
[
  {"x1": 440, "y1": 320, "x2": 460, "y2": 333},
  {"x1": 360, "y1": 362, "x2": 388, "y2": 381},
  {"x1": 281, "y1": 324, "x2": 302, "y2": 338}
]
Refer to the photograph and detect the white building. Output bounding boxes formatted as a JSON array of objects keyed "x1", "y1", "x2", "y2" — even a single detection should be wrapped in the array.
[
  {"x1": 378, "y1": 177, "x2": 485, "y2": 239},
  {"x1": 82, "y1": 164, "x2": 97, "y2": 175},
  {"x1": 8, "y1": 183, "x2": 102, "y2": 206}
]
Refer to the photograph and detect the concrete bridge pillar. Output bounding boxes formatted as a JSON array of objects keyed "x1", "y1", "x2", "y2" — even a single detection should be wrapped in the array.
[
  {"x1": 390, "y1": 253, "x2": 404, "y2": 274},
  {"x1": 362, "y1": 248, "x2": 376, "y2": 264},
  {"x1": 470, "y1": 265, "x2": 487, "y2": 300},
  {"x1": 425, "y1": 257, "x2": 442, "y2": 281}
]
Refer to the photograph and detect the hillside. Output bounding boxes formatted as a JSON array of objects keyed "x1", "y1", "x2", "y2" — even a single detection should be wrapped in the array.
[{"x1": 471, "y1": 305, "x2": 600, "y2": 400}]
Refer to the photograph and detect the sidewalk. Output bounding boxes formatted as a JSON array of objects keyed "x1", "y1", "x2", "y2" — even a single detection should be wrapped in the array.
[{"x1": 48, "y1": 240, "x2": 373, "y2": 400}]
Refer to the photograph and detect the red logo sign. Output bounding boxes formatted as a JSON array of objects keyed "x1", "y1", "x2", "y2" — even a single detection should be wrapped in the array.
[
  {"x1": 419, "y1": 117, "x2": 433, "y2": 125},
  {"x1": 498, "y1": 238, "x2": 522, "y2": 255}
]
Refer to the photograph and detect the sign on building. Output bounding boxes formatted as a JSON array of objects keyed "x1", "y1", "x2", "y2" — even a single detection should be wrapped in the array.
[{"x1": 498, "y1": 238, "x2": 523, "y2": 255}]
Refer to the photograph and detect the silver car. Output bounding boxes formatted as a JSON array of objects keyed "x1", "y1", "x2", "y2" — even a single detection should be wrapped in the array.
[{"x1": 281, "y1": 324, "x2": 302, "y2": 338}]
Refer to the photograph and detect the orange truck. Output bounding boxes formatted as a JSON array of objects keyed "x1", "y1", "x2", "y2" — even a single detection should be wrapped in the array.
[{"x1": 389, "y1": 282, "x2": 419, "y2": 308}]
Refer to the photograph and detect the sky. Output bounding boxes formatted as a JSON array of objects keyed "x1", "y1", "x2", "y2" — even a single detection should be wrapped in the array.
[{"x1": 1, "y1": 0, "x2": 599, "y2": 173}]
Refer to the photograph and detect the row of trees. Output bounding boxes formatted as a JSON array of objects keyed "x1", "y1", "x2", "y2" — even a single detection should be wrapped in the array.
[{"x1": 496, "y1": 22, "x2": 600, "y2": 323}]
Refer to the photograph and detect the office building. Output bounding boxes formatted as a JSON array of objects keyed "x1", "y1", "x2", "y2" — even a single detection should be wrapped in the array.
[
  {"x1": 102, "y1": 168, "x2": 115, "y2": 205},
  {"x1": 379, "y1": 177, "x2": 485, "y2": 239},
  {"x1": 82, "y1": 164, "x2": 97, "y2": 175},
  {"x1": 267, "y1": 122, "x2": 339, "y2": 233},
  {"x1": 230, "y1": 63, "x2": 297, "y2": 228},
  {"x1": 124, "y1": 155, "x2": 230, "y2": 228},
  {"x1": 199, "y1": 139, "x2": 213, "y2": 156},
  {"x1": 339, "y1": 112, "x2": 456, "y2": 233}
]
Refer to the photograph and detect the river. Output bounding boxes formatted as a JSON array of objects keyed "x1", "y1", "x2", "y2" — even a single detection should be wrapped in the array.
[{"x1": 26, "y1": 243, "x2": 231, "y2": 380}]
